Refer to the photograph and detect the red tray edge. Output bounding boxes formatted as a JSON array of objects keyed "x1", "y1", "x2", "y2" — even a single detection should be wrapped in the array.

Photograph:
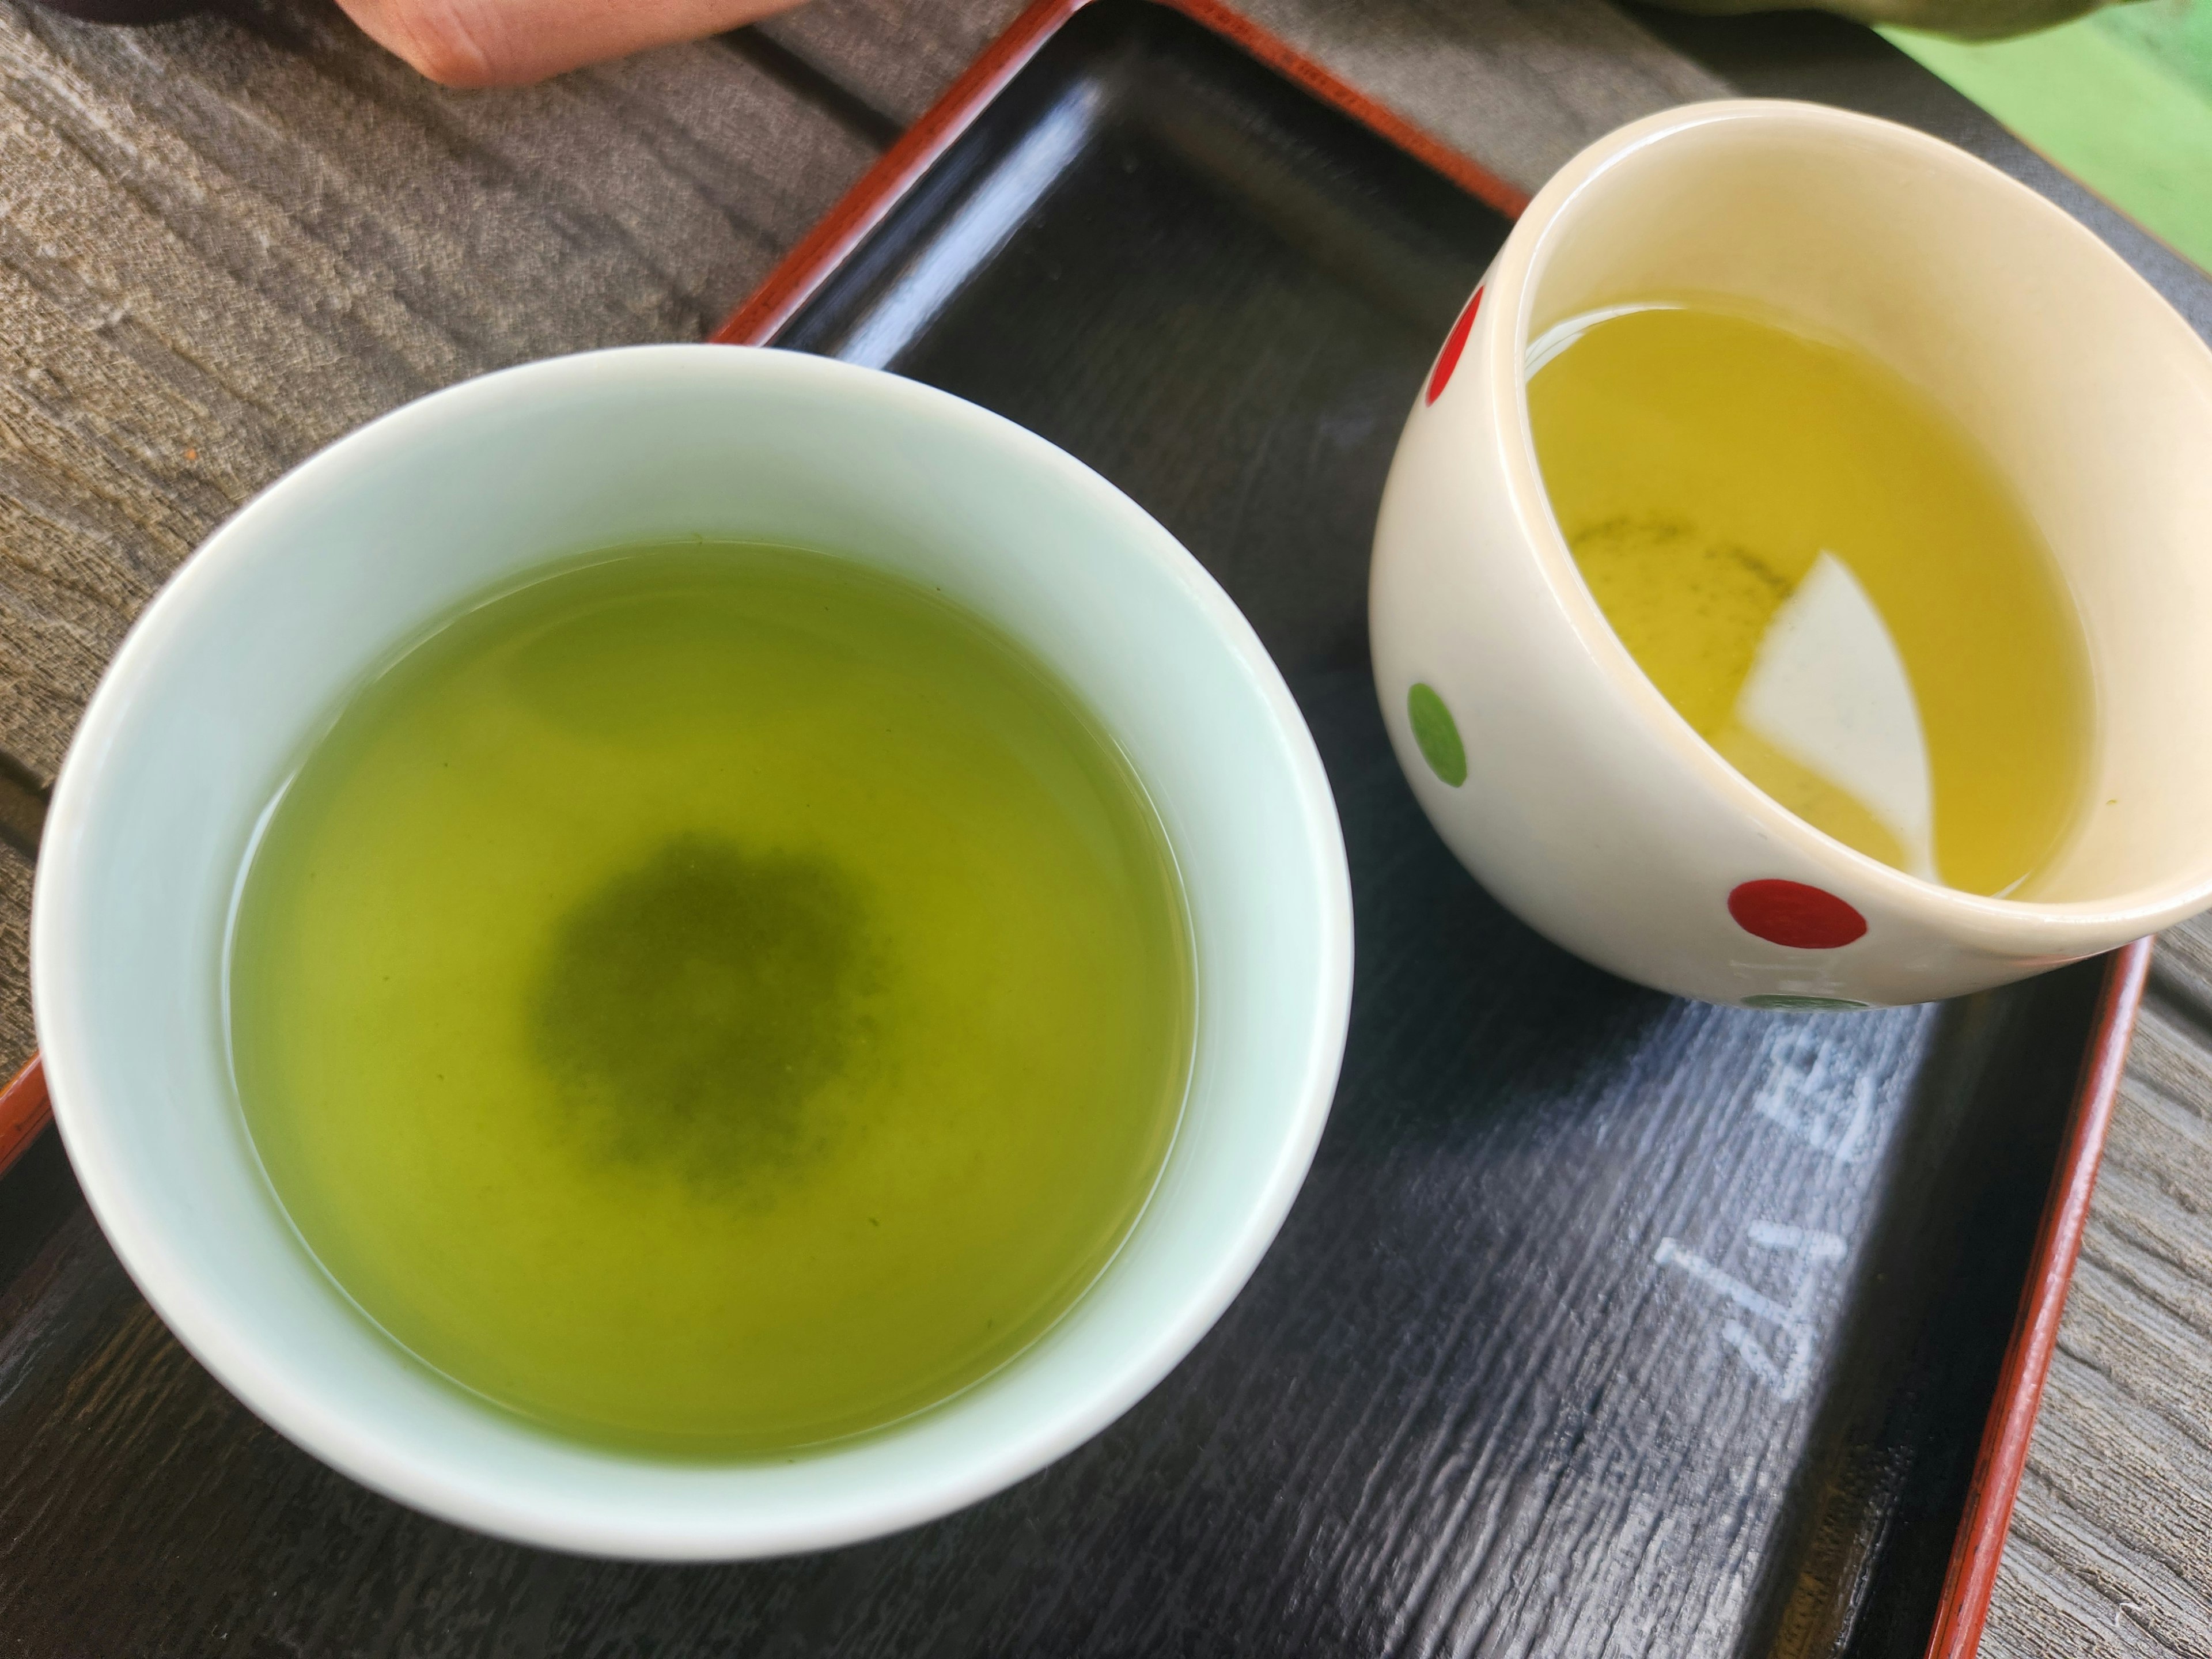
[
  {"x1": 706, "y1": 2, "x2": 2161, "y2": 1643},
  {"x1": 707, "y1": 0, "x2": 1528, "y2": 349},
  {"x1": 0, "y1": 1052, "x2": 46, "y2": 1180},
  {"x1": 1924, "y1": 933, "x2": 2152, "y2": 1659}
]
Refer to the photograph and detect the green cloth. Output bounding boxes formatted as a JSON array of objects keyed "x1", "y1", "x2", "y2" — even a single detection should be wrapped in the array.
[{"x1": 1883, "y1": 1, "x2": 2212, "y2": 272}]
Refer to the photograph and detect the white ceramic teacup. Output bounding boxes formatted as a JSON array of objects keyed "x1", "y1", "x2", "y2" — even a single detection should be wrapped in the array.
[
  {"x1": 31, "y1": 346, "x2": 1353, "y2": 1558},
  {"x1": 1372, "y1": 99, "x2": 2212, "y2": 1010}
]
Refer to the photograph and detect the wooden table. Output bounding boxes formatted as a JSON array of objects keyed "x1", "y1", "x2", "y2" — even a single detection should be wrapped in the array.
[{"x1": 1, "y1": 0, "x2": 2207, "y2": 1652}]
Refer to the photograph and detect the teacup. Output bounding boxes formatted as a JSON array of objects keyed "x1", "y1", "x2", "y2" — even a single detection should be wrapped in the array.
[
  {"x1": 1371, "y1": 99, "x2": 2212, "y2": 1009},
  {"x1": 32, "y1": 346, "x2": 1353, "y2": 1557}
]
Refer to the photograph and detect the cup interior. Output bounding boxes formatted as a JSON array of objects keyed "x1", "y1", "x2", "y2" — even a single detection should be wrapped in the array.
[
  {"x1": 1515, "y1": 103, "x2": 2212, "y2": 912},
  {"x1": 32, "y1": 346, "x2": 1350, "y2": 1557}
]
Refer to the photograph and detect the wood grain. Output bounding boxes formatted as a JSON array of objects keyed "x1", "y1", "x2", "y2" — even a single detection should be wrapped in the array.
[
  {"x1": 0, "y1": 755, "x2": 40, "y2": 1075},
  {"x1": 756, "y1": 0, "x2": 1727, "y2": 192},
  {"x1": 0, "y1": 844, "x2": 31, "y2": 1074},
  {"x1": 0, "y1": 0, "x2": 876, "y2": 781},
  {"x1": 2149, "y1": 914, "x2": 2212, "y2": 1030},
  {"x1": 1204, "y1": 0, "x2": 1725, "y2": 194},
  {"x1": 1980, "y1": 975, "x2": 2212, "y2": 1659},
  {"x1": 754, "y1": 0, "x2": 1033, "y2": 126}
]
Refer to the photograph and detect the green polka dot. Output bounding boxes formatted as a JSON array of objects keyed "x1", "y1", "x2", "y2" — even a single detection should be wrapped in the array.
[
  {"x1": 1407, "y1": 683, "x2": 1465, "y2": 787},
  {"x1": 1743, "y1": 994, "x2": 1870, "y2": 1013}
]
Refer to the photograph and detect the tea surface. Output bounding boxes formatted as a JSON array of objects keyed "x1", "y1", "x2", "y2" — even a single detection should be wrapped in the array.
[
  {"x1": 229, "y1": 544, "x2": 1192, "y2": 1456},
  {"x1": 1528, "y1": 304, "x2": 2093, "y2": 896}
]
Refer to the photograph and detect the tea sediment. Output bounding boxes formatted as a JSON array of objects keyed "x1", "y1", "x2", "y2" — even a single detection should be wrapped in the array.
[{"x1": 228, "y1": 544, "x2": 1193, "y2": 1457}]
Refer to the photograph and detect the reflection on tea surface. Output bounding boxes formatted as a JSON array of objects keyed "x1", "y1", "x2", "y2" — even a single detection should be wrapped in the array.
[
  {"x1": 1528, "y1": 304, "x2": 2093, "y2": 897},
  {"x1": 228, "y1": 544, "x2": 1192, "y2": 1457}
]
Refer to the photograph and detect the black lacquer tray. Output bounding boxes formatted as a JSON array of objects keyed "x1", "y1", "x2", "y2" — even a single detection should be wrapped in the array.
[{"x1": 0, "y1": 2, "x2": 2149, "y2": 1652}]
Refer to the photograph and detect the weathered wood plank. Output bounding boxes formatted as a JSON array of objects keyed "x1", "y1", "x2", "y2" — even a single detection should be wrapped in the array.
[
  {"x1": 0, "y1": 0, "x2": 877, "y2": 781},
  {"x1": 1982, "y1": 989, "x2": 2212, "y2": 1659},
  {"x1": 2150, "y1": 914, "x2": 2212, "y2": 1031},
  {"x1": 757, "y1": 0, "x2": 1728, "y2": 194},
  {"x1": 1217, "y1": 0, "x2": 1726, "y2": 193},
  {"x1": 754, "y1": 0, "x2": 1030, "y2": 127},
  {"x1": 0, "y1": 843, "x2": 30, "y2": 1073}
]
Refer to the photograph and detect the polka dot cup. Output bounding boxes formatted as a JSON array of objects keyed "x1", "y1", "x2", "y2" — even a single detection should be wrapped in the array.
[{"x1": 1371, "y1": 100, "x2": 2212, "y2": 1009}]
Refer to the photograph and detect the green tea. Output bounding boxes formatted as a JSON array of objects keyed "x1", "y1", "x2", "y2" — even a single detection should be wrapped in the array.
[
  {"x1": 228, "y1": 543, "x2": 1194, "y2": 1457},
  {"x1": 1527, "y1": 303, "x2": 2093, "y2": 897}
]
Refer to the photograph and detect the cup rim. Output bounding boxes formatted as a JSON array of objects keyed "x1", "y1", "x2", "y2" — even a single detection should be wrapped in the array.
[
  {"x1": 1476, "y1": 97, "x2": 2212, "y2": 944},
  {"x1": 29, "y1": 344, "x2": 1355, "y2": 1558}
]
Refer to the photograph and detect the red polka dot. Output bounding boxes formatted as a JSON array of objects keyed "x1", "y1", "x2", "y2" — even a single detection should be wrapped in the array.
[
  {"x1": 1425, "y1": 286, "x2": 1483, "y2": 406},
  {"x1": 1728, "y1": 880, "x2": 1867, "y2": 949}
]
